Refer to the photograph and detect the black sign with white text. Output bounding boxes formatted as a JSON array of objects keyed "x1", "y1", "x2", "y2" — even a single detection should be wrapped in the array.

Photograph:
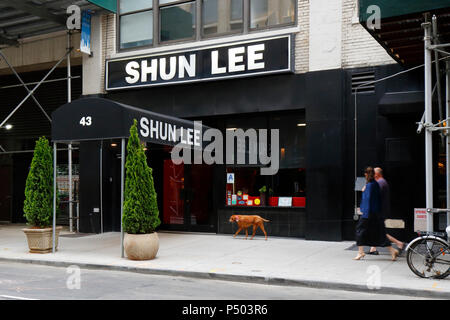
[{"x1": 106, "y1": 35, "x2": 292, "y2": 90}]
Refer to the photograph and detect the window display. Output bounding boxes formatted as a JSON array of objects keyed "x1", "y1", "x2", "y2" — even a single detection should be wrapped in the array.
[
  {"x1": 225, "y1": 167, "x2": 306, "y2": 207},
  {"x1": 224, "y1": 112, "x2": 306, "y2": 208}
]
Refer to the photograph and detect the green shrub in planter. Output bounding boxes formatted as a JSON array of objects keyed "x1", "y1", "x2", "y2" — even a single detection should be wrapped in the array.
[
  {"x1": 23, "y1": 136, "x2": 55, "y2": 228},
  {"x1": 123, "y1": 119, "x2": 160, "y2": 234}
]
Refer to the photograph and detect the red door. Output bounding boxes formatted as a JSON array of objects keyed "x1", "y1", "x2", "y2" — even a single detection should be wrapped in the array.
[
  {"x1": 162, "y1": 160, "x2": 215, "y2": 232},
  {"x1": 163, "y1": 160, "x2": 185, "y2": 225}
]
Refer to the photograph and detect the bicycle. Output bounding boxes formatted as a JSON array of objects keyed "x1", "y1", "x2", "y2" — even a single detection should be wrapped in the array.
[{"x1": 406, "y1": 225, "x2": 450, "y2": 279}]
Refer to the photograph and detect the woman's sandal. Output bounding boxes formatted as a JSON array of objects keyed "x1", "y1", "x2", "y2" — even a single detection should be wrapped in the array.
[
  {"x1": 391, "y1": 249, "x2": 399, "y2": 261},
  {"x1": 366, "y1": 250, "x2": 379, "y2": 255},
  {"x1": 353, "y1": 253, "x2": 366, "y2": 260},
  {"x1": 396, "y1": 244, "x2": 404, "y2": 256}
]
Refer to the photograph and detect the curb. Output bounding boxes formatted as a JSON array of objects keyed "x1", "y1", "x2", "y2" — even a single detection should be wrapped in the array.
[{"x1": 0, "y1": 257, "x2": 449, "y2": 299}]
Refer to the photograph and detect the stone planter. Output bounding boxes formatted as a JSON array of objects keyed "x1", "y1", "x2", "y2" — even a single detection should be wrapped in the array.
[
  {"x1": 124, "y1": 232, "x2": 159, "y2": 260},
  {"x1": 22, "y1": 226, "x2": 63, "y2": 253}
]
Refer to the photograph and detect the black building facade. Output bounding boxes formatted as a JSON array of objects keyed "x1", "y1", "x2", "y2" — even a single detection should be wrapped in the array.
[
  {"x1": 0, "y1": 61, "x2": 434, "y2": 242},
  {"x1": 78, "y1": 62, "x2": 430, "y2": 242}
]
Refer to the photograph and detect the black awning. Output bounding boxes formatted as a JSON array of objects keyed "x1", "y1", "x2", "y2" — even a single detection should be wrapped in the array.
[
  {"x1": 359, "y1": 6, "x2": 450, "y2": 66},
  {"x1": 378, "y1": 91, "x2": 425, "y2": 115},
  {"x1": 51, "y1": 97, "x2": 208, "y2": 146}
]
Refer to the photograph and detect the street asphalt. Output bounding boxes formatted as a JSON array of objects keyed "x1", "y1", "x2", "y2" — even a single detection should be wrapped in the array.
[
  {"x1": 0, "y1": 224, "x2": 449, "y2": 299},
  {"x1": 0, "y1": 261, "x2": 435, "y2": 300}
]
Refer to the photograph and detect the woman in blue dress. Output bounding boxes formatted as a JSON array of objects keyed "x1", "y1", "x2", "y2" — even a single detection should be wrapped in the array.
[{"x1": 353, "y1": 167, "x2": 399, "y2": 261}]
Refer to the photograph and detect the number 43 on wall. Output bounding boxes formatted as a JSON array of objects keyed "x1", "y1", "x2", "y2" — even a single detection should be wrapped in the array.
[{"x1": 79, "y1": 116, "x2": 92, "y2": 126}]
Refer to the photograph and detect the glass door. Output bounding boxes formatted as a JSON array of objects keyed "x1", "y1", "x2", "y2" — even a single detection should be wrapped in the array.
[
  {"x1": 184, "y1": 164, "x2": 215, "y2": 232},
  {"x1": 162, "y1": 160, "x2": 215, "y2": 232},
  {"x1": 163, "y1": 159, "x2": 185, "y2": 226}
]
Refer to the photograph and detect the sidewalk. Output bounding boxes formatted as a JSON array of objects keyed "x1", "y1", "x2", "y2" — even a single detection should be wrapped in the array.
[{"x1": 0, "y1": 224, "x2": 449, "y2": 299}]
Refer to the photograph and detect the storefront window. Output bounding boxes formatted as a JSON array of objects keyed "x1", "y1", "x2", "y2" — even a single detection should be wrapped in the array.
[
  {"x1": 250, "y1": 0, "x2": 296, "y2": 30},
  {"x1": 120, "y1": 0, "x2": 153, "y2": 14},
  {"x1": 225, "y1": 112, "x2": 306, "y2": 208},
  {"x1": 160, "y1": 1, "x2": 196, "y2": 42},
  {"x1": 117, "y1": 0, "x2": 297, "y2": 50},
  {"x1": 225, "y1": 167, "x2": 306, "y2": 207},
  {"x1": 120, "y1": 10, "x2": 153, "y2": 49},
  {"x1": 202, "y1": 0, "x2": 243, "y2": 36}
]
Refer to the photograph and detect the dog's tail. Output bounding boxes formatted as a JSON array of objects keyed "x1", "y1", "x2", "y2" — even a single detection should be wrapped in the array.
[{"x1": 262, "y1": 218, "x2": 270, "y2": 222}]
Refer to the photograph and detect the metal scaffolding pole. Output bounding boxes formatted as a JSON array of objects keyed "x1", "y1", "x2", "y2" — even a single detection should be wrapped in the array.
[
  {"x1": 447, "y1": 61, "x2": 450, "y2": 227},
  {"x1": 0, "y1": 49, "x2": 72, "y2": 128},
  {"x1": 432, "y1": 16, "x2": 444, "y2": 124},
  {"x1": 120, "y1": 138, "x2": 125, "y2": 258},
  {"x1": 67, "y1": 31, "x2": 72, "y2": 104},
  {"x1": 424, "y1": 17, "x2": 434, "y2": 232},
  {"x1": 67, "y1": 31, "x2": 73, "y2": 233},
  {"x1": 69, "y1": 143, "x2": 73, "y2": 232},
  {"x1": 52, "y1": 142, "x2": 57, "y2": 254},
  {"x1": 100, "y1": 142, "x2": 103, "y2": 234}
]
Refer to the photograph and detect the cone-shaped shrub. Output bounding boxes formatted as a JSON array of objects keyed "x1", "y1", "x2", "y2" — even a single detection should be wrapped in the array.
[
  {"x1": 23, "y1": 136, "x2": 54, "y2": 228},
  {"x1": 123, "y1": 119, "x2": 160, "y2": 234}
]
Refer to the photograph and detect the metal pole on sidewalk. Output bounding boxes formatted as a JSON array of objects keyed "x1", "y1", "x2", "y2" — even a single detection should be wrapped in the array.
[
  {"x1": 100, "y1": 142, "x2": 103, "y2": 233},
  {"x1": 120, "y1": 138, "x2": 125, "y2": 258},
  {"x1": 67, "y1": 31, "x2": 73, "y2": 233},
  {"x1": 53, "y1": 142, "x2": 57, "y2": 254},
  {"x1": 424, "y1": 16, "x2": 434, "y2": 232},
  {"x1": 447, "y1": 61, "x2": 450, "y2": 227},
  {"x1": 67, "y1": 31, "x2": 72, "y2": 104},
  {"x1": 69, "y1": 143, "x2": 73, "y2": 233}
]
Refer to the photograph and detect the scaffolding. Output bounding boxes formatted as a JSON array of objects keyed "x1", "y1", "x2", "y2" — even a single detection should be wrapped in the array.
[
  {"x1": 422, "y1": 14, "x2": 450, "y2": 231},
  {"x1": 353, "y1": 13, "x2": 450, "y2": 233},
  {"x1": 0, "y1": 31, "x2": 79, "y2": 234}
]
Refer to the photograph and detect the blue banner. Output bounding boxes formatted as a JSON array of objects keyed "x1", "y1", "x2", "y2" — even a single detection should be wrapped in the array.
[{"x1": 80, "y1": 10, "x2": 91, "y2": 55}]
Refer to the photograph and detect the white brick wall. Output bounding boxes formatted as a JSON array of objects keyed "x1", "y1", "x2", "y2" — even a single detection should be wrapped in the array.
[
  {"x1": 100, "y1": 13, "x2": 116, "y2": 93},
  {"x1": 341, "y1": 0, "x2": 394, "y2": 69},
  {"x1": 295, "y1": 0, "x2": 309, "y2": 74}
]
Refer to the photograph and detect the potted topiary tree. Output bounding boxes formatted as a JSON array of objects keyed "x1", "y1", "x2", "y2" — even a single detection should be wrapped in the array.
[
  {"x1": 122, "y1": 119, "x2": 161, "y2": 260},
  {"x1": 23, "y1": 136, "x2": 62, "y2": 253}
]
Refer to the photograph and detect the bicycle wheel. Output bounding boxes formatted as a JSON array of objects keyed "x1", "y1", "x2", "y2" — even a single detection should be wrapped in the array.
[{"x1": 406, "y1": 237, "x2": 450, "y2": 279}]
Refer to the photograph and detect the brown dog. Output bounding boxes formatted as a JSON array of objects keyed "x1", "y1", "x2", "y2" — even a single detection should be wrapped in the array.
[{"x1": 229, "y1": 215, "x2": 269, "y2": 240}]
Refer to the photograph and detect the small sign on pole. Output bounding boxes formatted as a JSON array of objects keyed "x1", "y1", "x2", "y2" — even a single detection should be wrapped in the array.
[
  {"x1": 414, "y1": 208, "x2": 428, "y2": 232},
  {"x1": 227, "y1": 173, "x2": 235, "y2": 184}
]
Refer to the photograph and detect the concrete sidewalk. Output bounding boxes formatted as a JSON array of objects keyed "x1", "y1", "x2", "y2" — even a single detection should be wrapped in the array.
[{"x1": 0, "y1": 224, "x2": 449, "y2": 299}]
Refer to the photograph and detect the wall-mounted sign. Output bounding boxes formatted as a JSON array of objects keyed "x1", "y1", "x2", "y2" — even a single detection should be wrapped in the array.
[
  {"x1": 414, "y1": 208, "x2": 428, "y2": 232},
  {"x1": 106, "y1": 35, "x2": 292, "y2": 91}
]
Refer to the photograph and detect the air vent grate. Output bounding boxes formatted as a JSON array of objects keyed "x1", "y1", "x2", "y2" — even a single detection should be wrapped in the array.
[{"x1": 352, "y1": 71, "x2": 375, "y2": 94}]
